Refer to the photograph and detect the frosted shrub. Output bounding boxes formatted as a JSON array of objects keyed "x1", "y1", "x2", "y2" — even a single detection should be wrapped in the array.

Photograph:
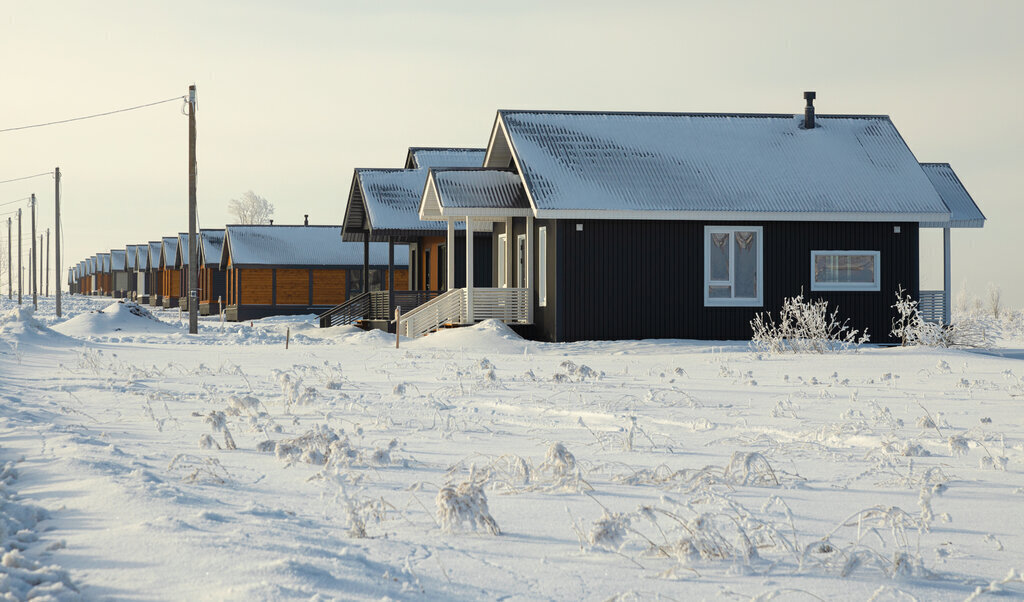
[
  {"x1": 750, "y1": 294, "x2": 868, "y2": 353},
  {"x1": 891, "y1": 288, "x2": 993, "y2": 349},
  {"x1": 436, "y1": 469, "x2": 500, "y2": 535}
]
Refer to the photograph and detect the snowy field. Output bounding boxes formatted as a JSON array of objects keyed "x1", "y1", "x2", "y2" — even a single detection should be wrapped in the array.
[{"x1": 3, "y1": 295, "x2": 1024, "y2": 601}]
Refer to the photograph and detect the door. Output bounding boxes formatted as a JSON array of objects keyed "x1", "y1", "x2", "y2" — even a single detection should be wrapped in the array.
[{"x1": 516, "y1": 235, "x2": 526, "y2": 288}]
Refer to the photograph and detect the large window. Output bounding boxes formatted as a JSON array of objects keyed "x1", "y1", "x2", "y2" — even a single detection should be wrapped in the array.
[
  {"x1": 811, "y1": 251, "x2": 880, "y2": 291},
  {"x1": 704, "y1": 226, "x2": 762, "y2": 307}
]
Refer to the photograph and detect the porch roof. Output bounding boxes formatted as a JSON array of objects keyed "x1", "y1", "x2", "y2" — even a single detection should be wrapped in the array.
[
  {"x1": 919, "y1": 163, "x2": 986, "y2": 228},
  {"x1": 420, "y1": 168, "x2": 531, "y2": 219},
  {"x1": 345, "y1": 168, "x2": 451, "y2": 241},
  {"x1": 489, "y1": 110, "x2": 953, "y2": 222}
]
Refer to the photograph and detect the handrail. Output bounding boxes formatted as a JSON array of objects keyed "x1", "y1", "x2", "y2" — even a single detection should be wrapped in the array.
[
  {"x1": 317, "y1": 292, "x2": 371, "y2": 328},
  {"x1": 397, "y1": 287, "x2": 531, "y2": 338},
  {"x1": 398, "y1": 288, "x2": 465, "y2": 338}
]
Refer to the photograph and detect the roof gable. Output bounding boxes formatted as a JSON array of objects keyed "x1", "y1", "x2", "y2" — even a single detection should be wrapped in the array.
[
  {"x1": 405, "y1": 147, "x2": 486, "y2": 169},
  {"x1": 420, "y1": 168, "x2": 531, "y2": 219},
  {"x1": 161, "y1": 236, "x2": 179, "y2": 268},
  {"x1": 199, "y1": 229, "x2": 225, "y2": 266},
  {"x1": 490, "y1": 109, "x2": 951, "y2": 221}
]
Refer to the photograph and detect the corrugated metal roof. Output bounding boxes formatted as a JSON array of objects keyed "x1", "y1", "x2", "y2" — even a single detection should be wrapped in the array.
[
  {"x1": 161, "y1": 236, "x2": 178, "y2": 268},
  {"x1": 177, "y1": 233, "x2": 190, "y2": 266},
  {"x1": 919, "y1": 163, "x2": 985, "y2": 228},
  {"x1": 200, "y1": 229, "x2": 225, "y2": 266},
  {"x1": 136, "y1": 246, "x2": 150, "y2": 271},
  {"x1": 356, "y1": 168, "x2": 448, "y2": 232},
  {"x1": 408, "y1": 147, "x2": 486, "y2": 169},
  {"x1": 225, "y1": 225, "x2": 408, "y2": 267},
  {"x1": 497, "y1": 110, "x2": 951, "y2": 220},
  {"x1": 110, "y1": 249, "x2": 126, "y2": 271},
  {"x1": 97, "y1": 253, "x2": 110, "y2": 273},
  {"x1": 147, "y1": 242, "x2": 161, "y2": 268},
  {"x1": 430, "y1": 168, "x2": 530, "y2": 210},
  {"x1": 125, "y1": 245, "x2": 139, "y2": 270}
]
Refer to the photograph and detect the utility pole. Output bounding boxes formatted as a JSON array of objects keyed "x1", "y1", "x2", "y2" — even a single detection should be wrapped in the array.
[
  {"x1": 187, "y1": 84, "x2": 198, "y2": 334},
  {"x1": 45, "y1": 228, "x2": 49, "y2": 297},
  {"x1": 30, "y1": 194, "x2": 37, "y2": 308},
  {"x1": 39, "y1": 234, "x2": 44, "y2": 297},
  {"x1": 6, "y1": 217, "x2": 10, "y2": 299},
  {"x1": 17, "y1": 207, "x2": 22, "y2": 304},
  {"x1": 55, "y1": 167, "x2": 61, "y2": 317}
]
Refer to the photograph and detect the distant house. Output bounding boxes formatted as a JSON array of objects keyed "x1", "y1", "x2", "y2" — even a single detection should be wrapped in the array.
[
  {"x1": 174, "y1": 232, "x2": 191, "y2": 310},
  {"x1": 160, "y1": 235, "x2": 182, "y2": 308},
  {"x1": 110, "y1": 249, "x2": 128, "y2": 297},
  {"x1": 334, "y1": 147, "x2": 491, "y2": 328},
  {"x1": 131, "y1": 244, "x2": 153, "y2": 303},
  {"x1": 220, "y1": 224, "x2": 409, "y2": 321},
  {"x1": 197, "y1": 229, "x2": 227, "y2": 315},
  {"x1": 405, "y1": 93, "x2": 985, "y2": 342},
  {"x1": 146, "y1": 241, "x2": 163, "y2": 306}
]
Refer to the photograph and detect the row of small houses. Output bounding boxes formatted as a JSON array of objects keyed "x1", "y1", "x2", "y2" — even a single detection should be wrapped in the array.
[
  {"x1": 69, "y1": 92, "x2": 987, "y2": 342},
  {"x1": 68, "y1": 225, "x2": 410, "y2": 321}
]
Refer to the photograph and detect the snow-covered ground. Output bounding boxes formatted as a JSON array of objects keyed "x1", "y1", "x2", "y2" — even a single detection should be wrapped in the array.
[{"x1": 2, "y1": 295, "x2": 1024, "y2": 600}]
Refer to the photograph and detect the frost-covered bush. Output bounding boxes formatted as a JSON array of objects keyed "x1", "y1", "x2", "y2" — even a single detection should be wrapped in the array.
[
  {"x1": 751, "y1": 294, "x2": 868, "y2": 353},
  {"x1": 436, "y1": 469, "x2": 500, "y2": 535},
  {"x1": 891, "y1": 288, "x2": 993, "y2": 349}
]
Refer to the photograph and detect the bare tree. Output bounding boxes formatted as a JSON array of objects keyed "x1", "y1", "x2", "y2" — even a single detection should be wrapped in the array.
[{"x1": 227, "y1": 191, "x2": 275, "y2": 224}]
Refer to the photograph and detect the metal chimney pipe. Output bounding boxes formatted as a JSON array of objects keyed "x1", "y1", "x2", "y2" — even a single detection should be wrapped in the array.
[
  {"x1": 268, "y1": 219, "x2": 274, "y2": 225},
  {"x1": 803, "y1": 91, "x2": 816, "y2": 129},
  {"x1": 304, "y1": 214, "x2": 309, "y2": 226}
]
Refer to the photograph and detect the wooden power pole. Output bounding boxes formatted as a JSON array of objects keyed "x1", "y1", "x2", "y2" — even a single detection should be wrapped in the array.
[
  {"x1": 30, "y1": 194, "x2": 37, "y2": 308},
  {"x1": 187, "y1": 85, "x2": 199, "y2": 334},
  {"x1": 45, "y1": 228, "x2": 49, "y2": 297},
  {"x1": 55, "y1": 167, "x2": 61, "y2": 317},
  {"x1": 6, "y1": 217, "x2": 10, "y2": 299},
  {"x1": 17, "y1": 207, "x2": 22, "y2": 304}
]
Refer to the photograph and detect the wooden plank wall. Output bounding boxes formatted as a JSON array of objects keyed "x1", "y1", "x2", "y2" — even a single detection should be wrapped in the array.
[
  {"x1": 312, "y1": 270, "x2": 346, "y2": 305},
  {"x1": 275, "y1": 269, "x2": 308, "y2": 305}
]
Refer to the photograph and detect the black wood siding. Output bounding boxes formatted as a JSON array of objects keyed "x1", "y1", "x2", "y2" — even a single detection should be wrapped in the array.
[
  {"x1": 553, "y1": 220, "x2": 918, "y2": 343},
  {"x1": 452, "y1": 233, "x2": 493, "y2": 289}
]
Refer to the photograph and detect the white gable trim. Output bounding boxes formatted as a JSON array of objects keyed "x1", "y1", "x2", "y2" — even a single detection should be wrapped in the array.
[{"x1": 532, "y1": 209, "x2": 950, "y2": 223}]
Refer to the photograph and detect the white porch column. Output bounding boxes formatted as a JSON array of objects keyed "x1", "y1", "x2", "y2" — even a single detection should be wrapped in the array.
[
  {"x1": 943, "y1": 227, "x2": 951, "y2": 325},
  {"x1": 446, "y1": 219, "x2": 455, "y2": 292},
  {"x1": 465, "y1": 217, "x2": 474, "y2": 324},
  {"x1": 505, "y1": 218, "x2": 512, "y2": 288},
  {"x1": 525, "y1": 215, "x2": 534, "y2": 324}
]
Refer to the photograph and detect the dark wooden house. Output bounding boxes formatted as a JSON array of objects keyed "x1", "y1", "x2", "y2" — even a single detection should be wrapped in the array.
[
  {"x1": 404, "y1": 94, "x2": 985, "y2": 343},
  {"x1": 220, "y1": 224, "x2": 408, "y2": 322},
  {"x1": 109, "y1": 249, "x2": 128, "y2": 298},
  {"x1": 332, "y1": 147, "x2": 491, "y2": 328},
  {"x1": 198, "y1": 228, "x2": 226, "y2": 315},
  {"x1": 146, "y1": 241, "x2": 163, "y2": 306},
  {"x1": 160, "y1": 235, "x2": 182, "y2": 308}
]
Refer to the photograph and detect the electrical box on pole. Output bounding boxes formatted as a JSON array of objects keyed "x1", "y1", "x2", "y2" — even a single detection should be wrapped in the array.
[{"x1": 187, "y1": 85, "x2": 199, "y2": 334}]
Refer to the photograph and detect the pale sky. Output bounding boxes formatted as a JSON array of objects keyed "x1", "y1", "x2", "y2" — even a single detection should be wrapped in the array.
[{"x1": 2, "y1": 1, "x2": 1022, "y2": 305}]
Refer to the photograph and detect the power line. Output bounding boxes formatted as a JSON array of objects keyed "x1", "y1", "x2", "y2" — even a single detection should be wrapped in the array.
[
  {"x1": 0, "y1": 95, "x2": 185, "y2": 134},
  {"x1": 0, "y1": 172, "x2": 52, "y2": 186}
]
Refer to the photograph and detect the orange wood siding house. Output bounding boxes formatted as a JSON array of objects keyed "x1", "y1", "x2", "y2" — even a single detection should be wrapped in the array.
[{"x1": 220, "y1": 224, "x2": 408, "y2": 322}]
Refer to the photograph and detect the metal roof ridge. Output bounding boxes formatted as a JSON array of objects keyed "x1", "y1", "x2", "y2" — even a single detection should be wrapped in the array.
[{"x1": 497, "y1": 108, "x2": 890, "y2": 120}]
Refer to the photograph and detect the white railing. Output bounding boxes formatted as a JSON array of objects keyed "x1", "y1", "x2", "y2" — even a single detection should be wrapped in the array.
[
  {"x1": 399, "y1": 288, "x2": 465, "y2": 339},
  {"x1": 471, "y1": 288, "x2": 529, "y2": 321},
  {"x1": 919, "y1": 290, "x2": 946, "y2": 324},
  {"x1": 398, "y1": 287, "x2": 531, "y2": 338}
]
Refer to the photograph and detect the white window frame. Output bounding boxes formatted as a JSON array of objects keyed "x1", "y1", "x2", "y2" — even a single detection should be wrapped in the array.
[
  {"x1": 810, "y1": 250, "x2": 881, "y2": 291},
  {"x1": 497, "y1": 233, "x2": 507, "y2": 287},
  {"x1": 538, "y1": 227, "x2": 547, "y2": 307},
  {"x1": 703, "y1": 225, "x2": 763, "y2": 307}
]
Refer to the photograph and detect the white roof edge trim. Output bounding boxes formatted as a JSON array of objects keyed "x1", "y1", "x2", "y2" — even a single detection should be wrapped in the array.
[
  {"x1": 919, "y1": 220, "x2": 985, "y2": 229},
  {"x1": 437, "y1": 207, "x2": 533, "y2": 218},
  {"x1": 531, "y1": 210, "x2": 951, "y2": 222},
  {"x1": 498, "y1": 115, "x2": 539, "y2": 214}
]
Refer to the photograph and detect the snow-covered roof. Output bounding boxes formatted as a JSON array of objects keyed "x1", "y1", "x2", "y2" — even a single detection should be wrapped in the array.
[
  {"x1": 420, "y1": 168, "x2": 531, "y2": 220},
  {"x1": 199, "y1": 229, "x2": 225, "y2": 267},
  {"x1": 919, "y1": 163, "x2": 986, "y2": 228},
  {"x1": 125, "y1": 245, "x2": 138, "y2": 270},
  {"x1": 161, "y1": 236, "x2": 178, "y2": 268},
  {"x1": 147, "y1": 242, "x2": 162, "y2": 269},
  {"x1": 176, "y1": 233, "x2": 190, "y2": 267},
  {"x1": 353, "y1": 168, "x2": 445, "y2": 233},
  {"x1": 488, "y1": 110, "x2": 952, "y2": 222},
  {"x1": 110, "y1": 249, "x2": 126, "y2": 271},
  {"x1": 96, "y1": 253, "x2": 109, "y2": 273},
  {"x1": 223, "y1": 225, "x2": 408, "y2": 268},
  {"x1": 406, "y1": 147, "x2": 486, "y2": 169},
  {"x1": 136, "y1": 246, "x2": 150, "y2": 271}
]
